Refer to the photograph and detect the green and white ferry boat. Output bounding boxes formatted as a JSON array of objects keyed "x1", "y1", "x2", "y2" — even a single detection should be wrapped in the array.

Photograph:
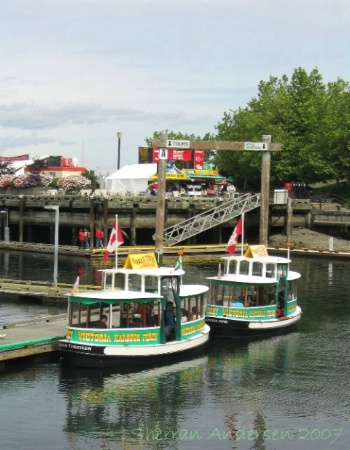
[
  {"x1": 59, "y1": 253, "x2": 210, "y2": 368},
  {"x1": 205, "y1": 245, "x2": 302, "y2": 339}
]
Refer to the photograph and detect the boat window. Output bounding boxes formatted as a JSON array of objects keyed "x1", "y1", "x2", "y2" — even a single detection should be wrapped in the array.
[
  {"x1": 69, "y1": 302, "x2": 102, "y2": 328},
  {"x1": 121, "y1": 300, "x2": 161, "y2": 328},
  {"x1": 252, "y1": 262, "x2": 263, "y2": 276},
  {"x1": 225, "y1": 259, "x2": 237, "y2": 275},
  {"x1": 266, "y1": 263, "x2": 276, "y2": 278},
  {"x1": 288, "y1": 280, "x2": 297, "y2": 300},
  {"x1": 239, "y1": 261, "x2": 249, "y2": 275},
  {"x1": 256, "y1": 286, "x2": 270, "y2": 305},
  {"x1": 209, "y1": 284, "x2": 246, "y2": 307}
]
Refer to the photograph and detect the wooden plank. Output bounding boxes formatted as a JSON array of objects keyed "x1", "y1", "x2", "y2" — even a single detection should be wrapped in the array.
[{"x1": 149, "y1": 139, "x2": 283, "y2": 151}]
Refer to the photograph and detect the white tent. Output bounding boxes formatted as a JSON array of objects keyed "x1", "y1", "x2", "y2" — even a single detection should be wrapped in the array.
[{"x1": 105, "y1": 163, "x2": 157, "y2": 193}]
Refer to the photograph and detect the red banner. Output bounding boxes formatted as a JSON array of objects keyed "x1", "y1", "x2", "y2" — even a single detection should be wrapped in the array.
[
  {"x1": 153, "y1": 148, "x2": 204, "y2": 163},
  {"x1": 194, "y1": 149, "x2": 204, "y2": 169},
  {"x1": 0, "y1": 154, "x2": 30, "y2": 162}
]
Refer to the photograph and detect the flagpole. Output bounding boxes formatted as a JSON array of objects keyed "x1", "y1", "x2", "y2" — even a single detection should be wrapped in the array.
[
  {"x1": 115, "y1": 214, "x2": 118, "y2": 269},
  {"x1": 241, "y1": 213, "x2": 245, "y2": 256}
]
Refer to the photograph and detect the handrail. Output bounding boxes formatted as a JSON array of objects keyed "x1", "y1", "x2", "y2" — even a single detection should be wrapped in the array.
[{"x1": 164, "y1": 193, "x2": 261, "y2": 246}]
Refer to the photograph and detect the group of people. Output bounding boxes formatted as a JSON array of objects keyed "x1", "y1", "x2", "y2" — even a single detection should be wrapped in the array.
[
  {"x1": 78, "y1": 227, "x2": 105, "y2": 249},
  {"x1": 78, "y1": 228, "x2": 91, "y2": 249},
  {"x1": 91, "y1": 303, "x2": 202, "y2": 334}
]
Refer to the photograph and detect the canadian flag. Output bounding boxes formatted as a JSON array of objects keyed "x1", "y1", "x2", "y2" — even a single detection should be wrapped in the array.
[
  {"x1": 103, "y1": 221, "x2": 124, "y2": 262},
  {"x1": 227, "y1": 217, "x2": 243, "y2": 255}
]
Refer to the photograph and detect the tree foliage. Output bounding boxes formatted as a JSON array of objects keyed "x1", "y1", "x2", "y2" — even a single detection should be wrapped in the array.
[
  {"x1": 0, "y1": 161, "x2": 16, "y2": 175},
  {"x1": 215, "y1": 68, "x2": 350, "y2": 189}
]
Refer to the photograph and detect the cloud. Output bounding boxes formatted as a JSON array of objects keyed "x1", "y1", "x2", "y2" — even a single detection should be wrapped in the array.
[
  {"x1": 0, "y1": 102, "x2": 145, "y2": 130},
  {"x1": 0, "y1": 133, "x2": 55, "y2": 152},
  {"x1": 0, "y1": 100, "x2": 217, "y2": 132}
]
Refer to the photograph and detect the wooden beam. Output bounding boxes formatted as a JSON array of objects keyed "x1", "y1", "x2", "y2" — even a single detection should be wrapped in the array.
[{"x1": 149, "y1": 140, "x2": 283, "y2": 151}]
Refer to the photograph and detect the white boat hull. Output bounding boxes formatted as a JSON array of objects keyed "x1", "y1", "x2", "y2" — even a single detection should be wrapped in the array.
[
  {"x1": 59, "y1": 325, "x2": 210, "y2": 368},
  {"x1": 206, "y1": 308, "x2": 302, "y2": 339}
]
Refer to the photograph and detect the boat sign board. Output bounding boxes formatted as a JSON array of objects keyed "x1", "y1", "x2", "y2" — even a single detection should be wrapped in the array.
[
  {"x1": 244, "y1": 142, "x2": 270, "y2": 151},
  {"x1": 166, "y1": 139, "x2": 191, "y2": 149}
]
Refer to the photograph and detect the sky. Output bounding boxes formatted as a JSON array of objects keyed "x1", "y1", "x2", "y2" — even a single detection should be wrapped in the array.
[{"x1": 1, "y1": 0, "x2": 350, "y2": 175}]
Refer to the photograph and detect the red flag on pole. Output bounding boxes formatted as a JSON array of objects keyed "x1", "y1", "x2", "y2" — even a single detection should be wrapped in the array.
[
  {"x1": 227, "y1": 216, "x2": 243, "y2": 255},
  {"x1": 103, "y1": 221, "x2": 124, "y2": 262}
]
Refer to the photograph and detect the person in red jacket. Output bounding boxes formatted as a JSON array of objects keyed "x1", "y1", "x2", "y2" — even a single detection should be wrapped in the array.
[
  {"x1": 78, "y1": 229, "x2": 85, "y2": 249},
  {"x1": 95, "y1": 227, "x2": 104, "y2": 248}
]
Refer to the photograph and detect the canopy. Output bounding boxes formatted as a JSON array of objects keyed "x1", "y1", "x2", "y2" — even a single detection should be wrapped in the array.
[
  {"x1": 183, "y1": 168, "x2": 226, "y2": 182},
  {"x1": 105, "y1": 164, "x2": 157, "y2": 193}
]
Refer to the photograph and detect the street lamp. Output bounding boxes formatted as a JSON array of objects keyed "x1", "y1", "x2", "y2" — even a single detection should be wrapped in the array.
[
  {"x1": 117, "y1": 132, "x2": 122, "y2": 170},
  {"x1": 44, "y1": 205, "x2": 59, "y2": 287},
  {"x1": 0, "y1": 210, "x2": 9, "y2": 242}
]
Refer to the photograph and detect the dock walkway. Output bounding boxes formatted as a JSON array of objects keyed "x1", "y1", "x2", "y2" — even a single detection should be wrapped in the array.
[{"x1": 0, "y1": 316, "x2": 66, "y2": 370}]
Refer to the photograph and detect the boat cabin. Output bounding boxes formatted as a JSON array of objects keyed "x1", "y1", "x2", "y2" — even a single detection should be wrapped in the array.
[
  {"x1": 66, "y1": 267, "x2": 208, "y2": 344},
  {"x1": 207, "y1": 251, "x2": 300, "y2": 319}
]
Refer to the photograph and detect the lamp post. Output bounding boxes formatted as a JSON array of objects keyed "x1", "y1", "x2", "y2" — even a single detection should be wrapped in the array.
[
  {"x1": 44, "y1": 205, "x2": 59, "y2": 287},
  {"x1": 0, "y1": 210, "x2": 9, "y2": 242},
  {"x1": 117, "y1": 132, "x2": 122, "y2": 170}
]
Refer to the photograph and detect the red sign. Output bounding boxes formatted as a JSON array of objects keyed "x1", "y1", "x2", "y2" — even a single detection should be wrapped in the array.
[
  {"x1": 0, "y1": 154, "x2": 30, "y2": 162},
  {"x1": 194, "y1": 149, "x2": 204, "y2": 169},
  {"x1": 153, "y1": 148, "x2": 204, "y2": 163},
  {"x1": 62, "y1": 158, "x2": 73, "y2": 167}
]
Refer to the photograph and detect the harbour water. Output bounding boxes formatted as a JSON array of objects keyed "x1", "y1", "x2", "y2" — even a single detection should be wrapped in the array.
[{"x1": 0, "y1": 250, "x2": 349, "y2": 449}]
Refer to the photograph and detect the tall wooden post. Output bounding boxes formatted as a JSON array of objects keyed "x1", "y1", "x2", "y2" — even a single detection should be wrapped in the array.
[
  {"x1": 154, "y1": 131, "x2": 168, "y2": 265},
  {"x1": 130, "y1": 206, "x2": 137, "y2": 246},
  {"x1": 19, "y1": 196, "x2": 24, "y2": 242},
  {"x1": 259, "y1": 135, "x2": 271, "y2": 245},
  {"x1": 286, "y1": 197, "x2": 293, "y2": 241}
]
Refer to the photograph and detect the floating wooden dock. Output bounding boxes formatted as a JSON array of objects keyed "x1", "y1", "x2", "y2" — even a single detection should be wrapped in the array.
[
  {"x1": 0, "y1": 315, "x2": 67, "y2": 371},
  {"x1": 0, "y1": 240, "x2": 229, "y2": 256},
  {"x1": 0, "y1": 278, "x2": 100, "y2": 302}
]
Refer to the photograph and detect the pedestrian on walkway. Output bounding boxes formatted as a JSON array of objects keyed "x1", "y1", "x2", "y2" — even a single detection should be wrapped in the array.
[
  {"x1": 84, "y1": 228, "x2": 90, "y2": 249},
  {"x1": 95, "y1": 227, "x2": 104, "y2": 248},
  {"x1": 78, "y1": 229, "x2": 85, "y2": 249}
]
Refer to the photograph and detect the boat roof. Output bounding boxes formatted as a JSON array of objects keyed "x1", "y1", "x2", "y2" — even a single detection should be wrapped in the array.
[
  {"x1": 180, "y1": 284, "x2": 209, "y2": 297},
  {"x1": 69, "y1": 290, "x2": 163, "y2": 303},
  {"x1": 208, "y1": 270, "x2": 301, "y2": 284},
  {"x1": 101, "y1": 267, "x2": 185, "y2": 277},
  {"x1": 69, "y1": 283, "x2": 209, "y2": 303},
  {"x1": 208, "y1": 274, "x2": 277, "y2": 284},
  {"x1": 221, "y1": 254, "x2": 291, "y2": 264}
]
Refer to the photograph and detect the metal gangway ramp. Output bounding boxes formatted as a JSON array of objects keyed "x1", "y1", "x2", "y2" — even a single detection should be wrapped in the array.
[{"x1": 164, "y1": 193, "x2": 261, "y2": 246}]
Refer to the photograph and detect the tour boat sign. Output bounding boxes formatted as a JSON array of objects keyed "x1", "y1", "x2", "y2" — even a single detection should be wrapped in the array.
[{"x1": 166, "y1": 139, "x2": 191, "y2": 149}]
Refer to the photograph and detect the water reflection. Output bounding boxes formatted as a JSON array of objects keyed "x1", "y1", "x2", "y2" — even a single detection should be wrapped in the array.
[
  {"x1": 1, "y1": 251, "x2": 350, "y2": 449},
  {"x1": 57, "y1": 333, "x2": 302, "y2": 449},
  {"x1": 59, "y1": 356, "x2": 209, "y2": 448}
]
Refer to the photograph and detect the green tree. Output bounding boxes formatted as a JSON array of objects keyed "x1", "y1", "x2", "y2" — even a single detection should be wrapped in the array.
[
  {"x1": 215, "y1": 68, "x2": 349, "y2": 189},
  {"x1": 0, "y1": 161, "x2": 15, "y2": 175},
  {"x1": 322, "y1": 79, "x2": 350, "y2": 184},
  {"x1": 81, "y1": 170, "x2": 98, "y2": 190}
]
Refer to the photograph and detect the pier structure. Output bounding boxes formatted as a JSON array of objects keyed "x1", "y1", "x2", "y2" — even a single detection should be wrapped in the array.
[{"x1": 0, "y1": 192, "x2": 349, "y2": 249}]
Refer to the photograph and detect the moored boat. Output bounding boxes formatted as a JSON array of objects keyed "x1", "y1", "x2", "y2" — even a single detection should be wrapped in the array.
[
  {"x1": 59, "y1": 253, "x2": 210, "y2": 368},
  {"x1": 205, "y1": 245, "x2": 302, "y2": 339}
]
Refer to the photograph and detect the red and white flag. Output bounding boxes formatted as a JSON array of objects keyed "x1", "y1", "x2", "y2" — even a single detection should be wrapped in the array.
[
  {"x1": 227, "y1": 216, "x2": 243, "y2": 255},
  {"x1": 103, "y1": 221, "x2": 124, "y2": 262},
  {"x1": 70, "y1": 276, "x2": 80, "y2": 294}
]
